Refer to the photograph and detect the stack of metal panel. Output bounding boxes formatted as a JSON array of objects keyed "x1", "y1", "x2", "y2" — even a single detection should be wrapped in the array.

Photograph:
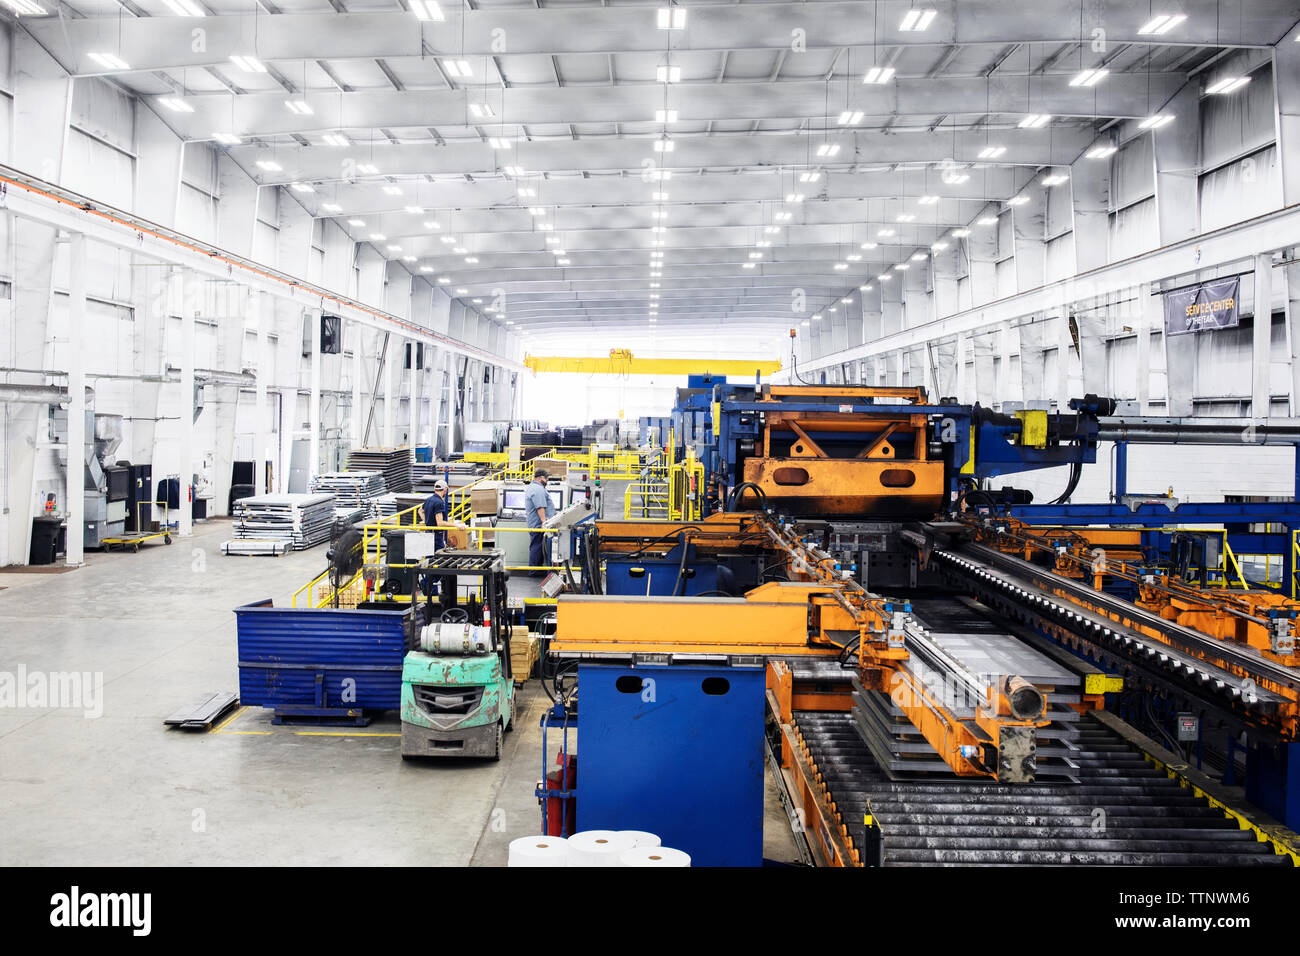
[
  {"x1": 346, "y1": 446, "x2": 412, "y2": 493},
  {"x1": 850, "y1": 599, "x2": 1085, "y2": 781},
  {"x1": 375, "y1": 492, "x2": 428, "y2": 523},
  {"x1": 310, "y1": 471, "x2": 388, "y2": 518},
  {"x1": 224, "y1": 493, "x2": 337, "y2": 552}
]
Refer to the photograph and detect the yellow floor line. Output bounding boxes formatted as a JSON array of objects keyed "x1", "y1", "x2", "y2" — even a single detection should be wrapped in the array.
[
  {"x1": 210, "y1": 705, "x2": 250, "y2": 735},
  {"x1": 292, "y1": 731, "x2": 401, "y2": 737},
  {"x1": 220, "y1": 729, "x2": 273, "y2": 736}
]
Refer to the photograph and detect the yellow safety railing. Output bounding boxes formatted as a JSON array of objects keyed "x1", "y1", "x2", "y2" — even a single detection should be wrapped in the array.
[
  {"x1": 460, "y1": 444, "x2": 650, "y2": 480},
  {"x1": 1294, "y1": 530, "x2": 1300, "y2": 599}
]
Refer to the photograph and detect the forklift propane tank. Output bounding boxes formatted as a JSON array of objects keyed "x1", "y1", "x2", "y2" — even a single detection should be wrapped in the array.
[{"x1": 420, "y1": 623, "x2": 492, "y2": 655}]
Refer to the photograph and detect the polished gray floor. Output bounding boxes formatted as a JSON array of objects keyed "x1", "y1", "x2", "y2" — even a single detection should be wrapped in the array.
[{"x1": 0, "y1": 520, "x2": 798, "y2": 866}]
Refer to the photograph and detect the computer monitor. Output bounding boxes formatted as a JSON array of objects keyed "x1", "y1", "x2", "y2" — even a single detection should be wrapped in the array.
[
  {"x1": 547, "y1": 489, "x2": 562, "y2": 510},
  {"x1": 503, "y1": 489, "x2": 526, "y2": 511},
  {"x1": 570, "y1": 487, "x2": 589, "y2": 504}
]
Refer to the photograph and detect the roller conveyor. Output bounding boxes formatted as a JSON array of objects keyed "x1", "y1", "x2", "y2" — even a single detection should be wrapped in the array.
[{"x1": 795, "y1": 710, "x2": 1293, "y2": 866}]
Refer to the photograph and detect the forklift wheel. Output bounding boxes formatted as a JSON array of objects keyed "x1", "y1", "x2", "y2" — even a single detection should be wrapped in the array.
[
  {"x1": 164, "y1": 534, "x2": 173, "y2": 545},
  {"x1": 505, "y1": 693, "x2": 516, "y2": 732},
  {"x1": 492, "y1": 723, "x2": 503, "y2": 762}
]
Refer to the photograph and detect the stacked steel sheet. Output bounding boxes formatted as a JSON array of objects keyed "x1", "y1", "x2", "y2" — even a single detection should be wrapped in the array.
[
  {"x1": 347, "y1": 447, "x2": 412, "y2": 493},
  {"x1": 848, "y1": 598, "x2": 1084, "y2": 781},
  {"x1": 224, "y1": 493, "x2": 337, "y2": 552},
  {"x1": 310, "y1": 471, "x2": 388, "y2": 517},
  {"x1": 375, "y1": 492, "x2": 429, "y2": 523}
]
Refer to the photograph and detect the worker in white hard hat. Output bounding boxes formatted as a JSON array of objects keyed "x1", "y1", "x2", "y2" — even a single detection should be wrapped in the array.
[{"x1": 422, "y1": 478, "x2": 462, "y2": 549}]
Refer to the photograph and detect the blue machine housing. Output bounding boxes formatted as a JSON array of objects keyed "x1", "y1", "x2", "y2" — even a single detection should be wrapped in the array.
[
  {"x1": 576, "y1": 663, "x2": 766, "y2": 866},
  {"x1": 234, "y1": 601, "x2": 409, "y2": 713}
]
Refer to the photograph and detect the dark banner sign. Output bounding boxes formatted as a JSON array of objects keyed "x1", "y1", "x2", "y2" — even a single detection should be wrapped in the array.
[{"x1": 1163, "y1": 276, "x2": 1240, "y2": 335}]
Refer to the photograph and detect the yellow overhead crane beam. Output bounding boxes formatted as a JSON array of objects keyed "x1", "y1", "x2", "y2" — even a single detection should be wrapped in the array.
[{"x1": 525, "y1": 349, "x2": 781, "y2": 377}]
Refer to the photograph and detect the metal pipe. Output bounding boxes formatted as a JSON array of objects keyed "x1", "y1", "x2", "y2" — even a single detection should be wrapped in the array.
[
  {"x1": 1098, "y1": 416, "x2": 1300, "y2": 445},
  {"x1": 0, "y1": 383, "x2": 94, "y2": 404}
]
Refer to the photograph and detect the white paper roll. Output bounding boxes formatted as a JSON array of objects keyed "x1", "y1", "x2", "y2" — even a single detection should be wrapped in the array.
[
  {"x1": 618, "y1": 830, "x2": 662, "y2": 848},
  {"x1": 508, "y1": 835, "x2": 570, "y2": 867},
  {"x1": 620, "y1": 846, "x2": 691, "y2": 867},
  {"x1": 566, "y1": 829, "x2": 636, "y2": 866}
]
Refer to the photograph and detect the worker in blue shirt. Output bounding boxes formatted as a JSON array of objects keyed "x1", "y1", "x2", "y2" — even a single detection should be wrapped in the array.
[
  {"x1": 422, "y1": 478, "x2": 457, "y2": 549},
  {"x1": 524, "y1": 469, "x2": 551, "y2": 576}
]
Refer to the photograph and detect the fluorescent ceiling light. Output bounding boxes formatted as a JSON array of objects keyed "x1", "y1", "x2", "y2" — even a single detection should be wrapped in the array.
[
  {"x1": 655, "y1": 109, "x2": 679, "y2": 123},
  {"x1": 503, "y1": 165, "x2": 525, "y2": 177},
  {"x1": 443, "y1": 59, "x2": 473, "y2": 78},
  {"x1": 162, "y1": 0, "x2": 204, "y2": 15},
  {"x1": 465, "y1": 257, "x2": 479, "y2": 264},
  {"x1": 837, "y1": 111, "x2": 864, "y2": 126},
  {"x1": 488, "y1": 137, "x2": 512, "y2": 149},
  {"x1": 1041, "y1": 174, "x2": 1069, "y2": 186},
  {"x1": 978, "y1": 145, "x2": 1006, "y2": 159},
  {"x1": 290, "y1": 182, "x2": 314, "y2": 193},
  {"x1": 1206, "y1": 76, "x2": 1250, "y2": 95},
  {"x1": 229, "y1": 54, "x2": 266, "y2": 73},
  {"x1": 977, "y1": 215, "x2": 997, "y2": 225},
  {"x1": 653, "y1": 138, "x2": 674, "y2": 152},
  {"x1": 860, "y1": 285, "x2": 872, "y2": 291},
  {"x1": 1138, "y1": 114, "x2": 1174, "y2": 129},
  {"x1": 420, "y1": 266, "x2": 434, "y2": 273},
  {"x1": 347, "y1": 218, "x2": 365, "y2": 227},
  {"x1": 1069, "y1": 68, "x2": 1109, "y2": 88},
  {"x1": 847, "y1": 254, "x2": 861, "y2": 262},
  {"x1": 742, "y1": 262, "x2": 756, "y2": 269},
  {"x1": 159, "y1": 97, "x2": 193, "y2": 113},
  {"x1": 951, "y1": 228, "x2": 970, "y2": 237},
  {"x1": 1137, "y1": 14, "x2": 1186, "y2": 35},
  {"x1": 441, "y1": 236, "x2": 457, "y2": 244},
  {"x1": 653, "y1": 191, "x2": 669, "y2": 201},
  {"x1": 816, "y1": 143, "x2": 840, "y2": 157},
  {"x1": 656, "y1": 65, "x2": 682, "y2": 83},
  {"x1": 652, "y1": 210, "x2": 668, "y2": 218},
  {"x1": 1085, "y1": 145, "x2": 1117, "y2": 159},
  {"x1": 786, "y1": 193, "x2": 805, "y2": 203},
  {"x1": 910, "y1": 252, "x2": 927, "y2": 261},
  {"x1": 518, "y1": 187, "x2": 536, "y2": 197},
  {"x1": 356, "y1": 163, "x2": 379, "y2": 175},
  {"x1": 424, "y1": 220, "x2": 441, "y2": 229},
  {"x1": 862, "y1": 66, "x2": 895, "y2": 84},
  {"x1": 538, "y1": 223, "x2": 553, "y2": 231},
  {"x1": 438, "y1": 277, "x2": 450, "y2": 284},
  {"x1": 322, "y1": 133, "x2": 349, "y2": 147},
  {"x1": 877, "y1": 228, "x2": 895, "y2": 236},
  {"x1": 409, "y1": 0, "x2": 444, "y2": 21},
  {"x1": 456, "y1": 288, "x2": 468, "y2": 294},
  {"x1": 764, "y1": 226, "x2": 780, "y2": 234},
  {"x1": 834, "y1": 263, "x2": 848, "y2": 271},
  {"x1": 756, "y1": 240, "x2": 770, "y2": 247},
  {"x1": 896, "y1": 213, "x2": 915, "y2": 222},
  {"x1": 860, "y1": 241, "x2": 877, "y2": 249},
  {"x1": 799, "y1": 171, "x2": 821, "y2": 183},
  {"x1": 1006, "y1": 195, "x2": 1030, "y2": 206},
  {"x1": 321, "y1": 203, "x2": 341, "y2": 213},
  {"x1": 917, "y1": 195, "x2": 938, "y2": 205},
  {"x1": 899, "y1": 8, "x2": 936, "y2": 31},
  {"x1": 285, "y1": 99, "x2": 312, "y2": 115},
  {"x1": 649, "y1": 169, "x2": 672, "y2": 181},
  {"x1": 894, "y1": 263, "x2": 910, "y2": 271},
  {"x1": 1019, "y1": 113, "x2": 1051, "y2": 128},
  {"x1": 406, "y1": 205, "x2": 424, "y2": 214},
  {"x1": 657, "y1": 6, "x2": 686, "y2": 29},
  {"x1": 382, "y1": 185, "x2": 403, "y2": 195},
  {"x1": 387, "y1": 244, "x2": 402, "y2": 251},
  {"x1": 931, "y1": 241, "x2": 948, "y2": 251},
  {"x1": 946, "y1": 173, "x2": 971, "y2": 184},
  {"x1": 877, "y1": 274, "x2": 891, "y2": 281},
  {"x1": 89, "y1": 52, "x2": 130, "y2": 71},
  {"x1": 370, "y1": 233, "x2": 387, "y2": 241},
  {"x1": 749, "y1": 252, "x2": 763, "y2": 259},
  {"x1": 256, "y1": 159, "x2": 282, "y2": 172},
  {"x1": 469, "y1": 103, "x2": 494, "y2": 119},
  {"x1": 775, "y1": 211, "x2": 792, "y2": 221},
  {"x1": 453, "y1": 247, "x2": 468, "y2": 254}
]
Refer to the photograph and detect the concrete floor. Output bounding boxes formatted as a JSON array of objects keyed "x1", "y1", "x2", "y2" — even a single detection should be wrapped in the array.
[{"x1": 0, "y1": 519, "x2": 799, "y2": 866}]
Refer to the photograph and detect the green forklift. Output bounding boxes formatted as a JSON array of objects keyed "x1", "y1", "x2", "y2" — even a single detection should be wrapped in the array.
[{"x1": 401, "y1": 549, "x2": 516, "y2": 760}]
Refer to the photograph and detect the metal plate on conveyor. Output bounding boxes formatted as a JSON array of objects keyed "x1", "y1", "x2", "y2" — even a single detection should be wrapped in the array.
[{"x1": 923, "y1": 631, "x2": 1080, "y2": 689}]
